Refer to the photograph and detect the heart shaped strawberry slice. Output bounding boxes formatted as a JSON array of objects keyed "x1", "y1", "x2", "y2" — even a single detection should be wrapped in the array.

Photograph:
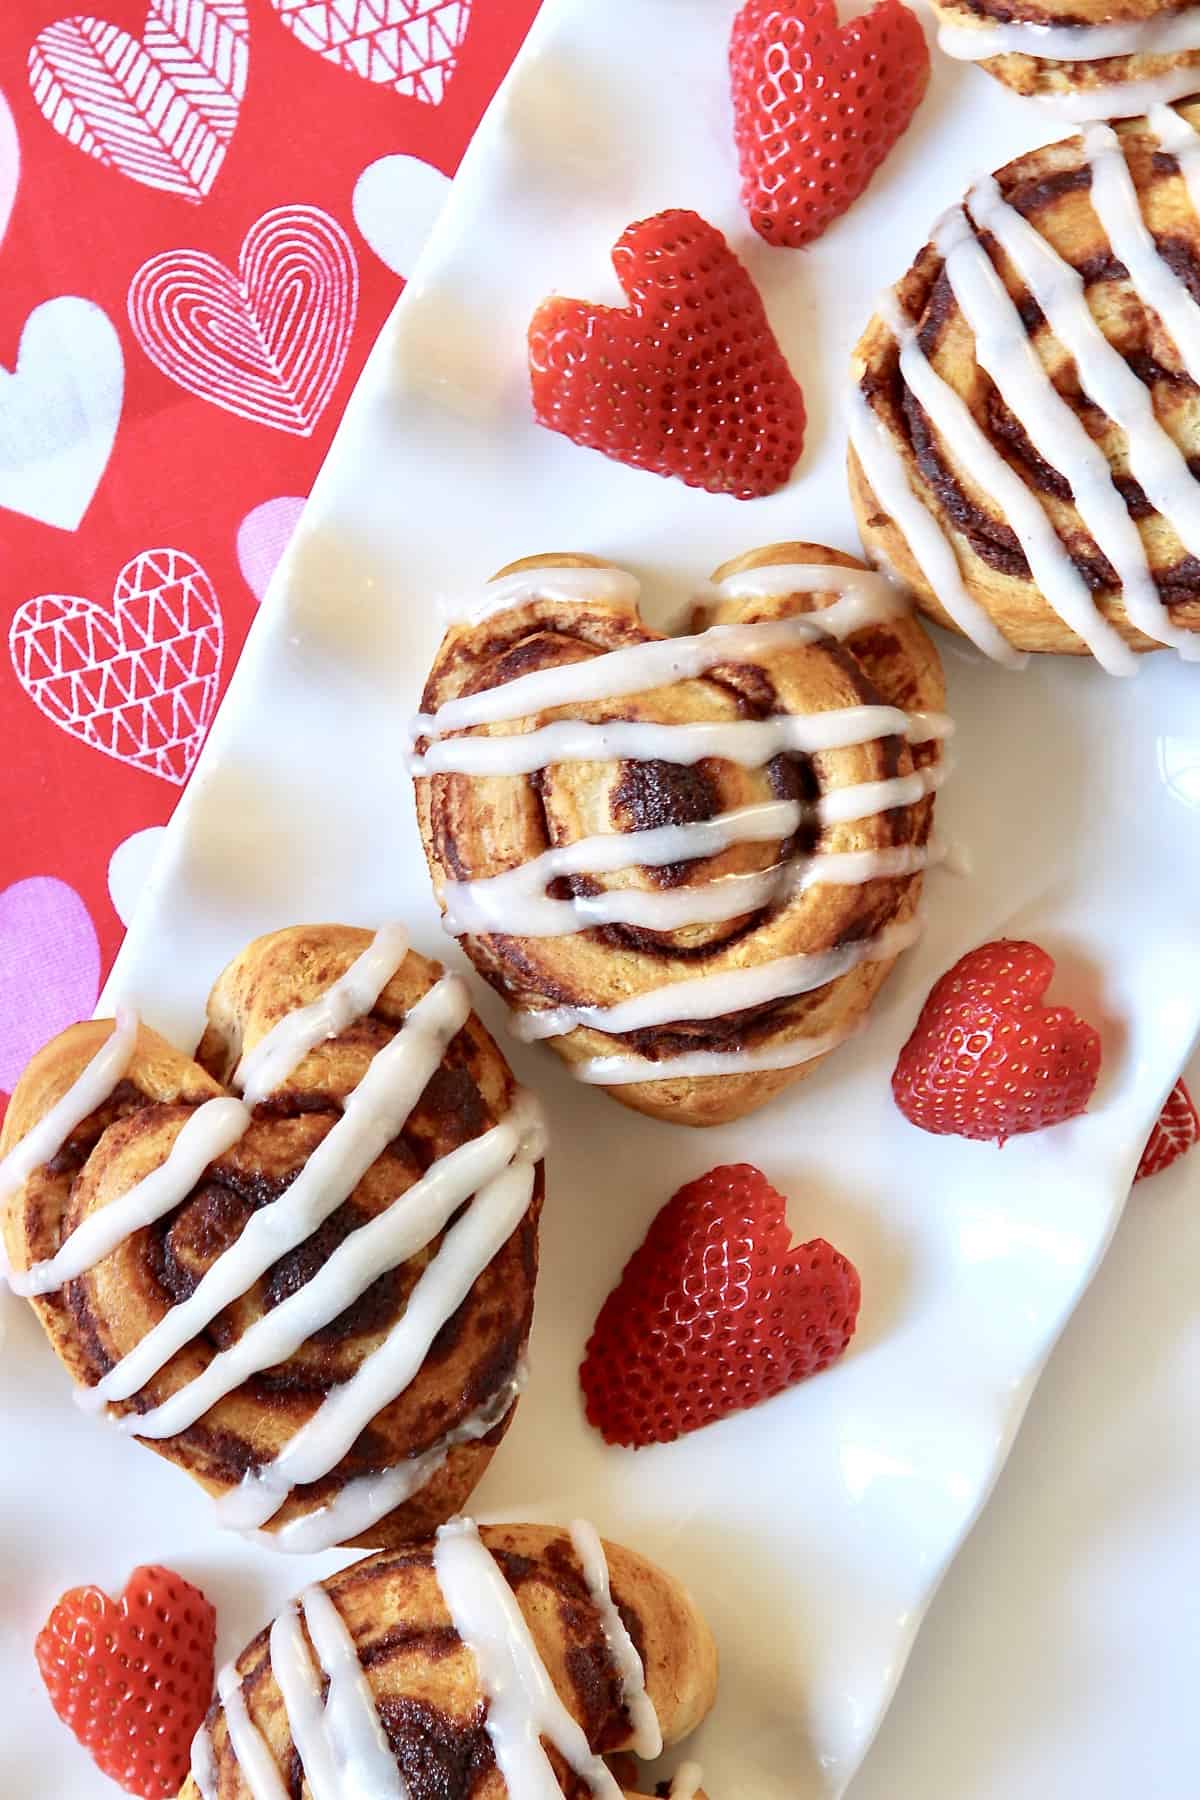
[
  {"x1": 35, "y1": 1565, "x2": 216, "y2": 1798},
  {"x1": 580, "y1": 1163, "x2": 860, "y2": 1448},
  {"x1": 528, "y1": 207, "x2": 806, "y2": 499},
  {"x1": 892, "y1": 939, "x2": 1102, "y2": 1143}
]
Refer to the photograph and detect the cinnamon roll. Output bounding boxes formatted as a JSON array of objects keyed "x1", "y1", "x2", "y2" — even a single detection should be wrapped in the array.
[
  {"x1": 411, "y1": 549, "x2": 948, "y2": 1127},
  {"x1": 183, "y1": 1518, "x2": 717, "y2": 1800},
  {"x1": 0, "y1": 924, "x2": 544, "y2": 1553},
  {"x1": 848, "y1": 103, "x2": 1200, "y2": 670},
  {"x1": 932, "y1": 0, "x2": 1200, "y2": 119}
]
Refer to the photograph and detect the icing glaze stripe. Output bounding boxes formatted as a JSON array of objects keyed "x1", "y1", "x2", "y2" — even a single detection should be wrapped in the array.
[
  {"x1": 569, "y1": 1520, "x2": 663, "y2": 1760},
  {"x1": 188, "y1": 1726, "x2": 219, "y2": 1800},
  {"x1": 256, "y1": 1369, "x2": 526, "y2": 1555},
  {"x1": 938, "y1": 10, "x2": 1200, "y2": 63},
  {"x1": 1046, "y1": 67, "x2": 1200, "y2": 122},
  {"x1": 513, "y1": 913, "x2": 924, "y2": 1041},
  {"x1": 79, "y1": 974, "x2": 472, "y2": 1413},
  {"x1": 411, "y1": 705, "x2": 951, "y2": 778},
  {"x1": 935, "y1": 207, "x2": 1188, "y2": 657},
  {"x1": 877, "y1": 285, "x2": 1137, "y2": 674},
  {"x1": 818, "y1": 760, "x2": 946, "y2": 824},
  {"x1": 670, "y1": 1764, "x2": 705, "y2": 1800},
  {"x1": 713, "y1": 561, "x2": 906, "y2": 613},
  {"x1": 433, "y1": 1518, "x2": 624, "y2": 1800},
  {"x1": 216, "y1": 1662, "x2": 290, "y2": 1800},
  {"x1": 236, "y1": 923, "x2": 410, "y2": 1105},
  {"x1": 847, "y1": 385, "x2": 1026, "y2": 668},
  {"x1": 217, "y1": 1151, "x2": 538, "y2": 1530},
  {"x1": 575, "y1": 1024, "x2": 859, "y2": 1085},
  {"x1": 443, "y1": 564, "x2": 642, "y2": 626},
  {"x1": 270, "y1": 1604, "x2": 343, "y2": 1800},
  {"x1": 300, "y1": 1585, "x2": 409, "y2": 1799},
  {"x1": 0, "y1": 1006, "x2": 139, "y2": 1210},
  {"x1": 124, "y1": 1108, "x2": 534, "y2": 1438},
  {"x1": 11, "y1": 1096, "x2": 251, "y2": 1298}
]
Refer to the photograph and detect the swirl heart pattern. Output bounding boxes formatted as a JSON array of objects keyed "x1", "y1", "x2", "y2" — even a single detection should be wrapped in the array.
[
  {"x1": 9, "y1": 548, "x2": 223, "y2": 784},
  {"x1": 128, "y1": 205, "x2": 359, "y2": 435},
  {"x1": 28, "y1": 0, "x2": 249, "y2": 202},
  {"x1": 269, "y1": 0, "x2": 471, "y2": 104}
]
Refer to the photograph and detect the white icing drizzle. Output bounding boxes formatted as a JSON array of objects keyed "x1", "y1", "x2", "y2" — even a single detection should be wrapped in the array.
[
  {"x1": 270, "y1": 1589, "x2": 410, "y2": 1800},
  {"x1": 938, "y1": 9, "x2": 1200, "y2": 63},
  {"x1": 1151, "y1": 98, "x2": 1200, "y2": 214},
  {"x1": 216, "y1": 1662, "x2": 290, "y2": 1800},
  {"x1": 79, "y1": 972, "x2": 472, "y2": 1414},
  {"x1": 935, "y1": 205, "x2": 1190, "y2": 659},
  {"x1": 125, "y1": 1105, "x2": 534, "y2": 1439},
  {"x1": 847, "y1": 384, "x2": 1027, "y2": 668},
  {"x1": 670, "y1": 1763, "x2": 705, "y2": 1800},
  {"x1": 818, "y1": 760, "x2": 947, "y2": 824},
  {"x1": 568, "y1": 1519, "x2": 663, "y2": 1760},
  {"x1": 1044, "y1": 65, "x2": 1200, "y2": 120},
  {"x1": 257, "y1": 1367, "x2": 526, "y2": 1554},
  {"x1": 10, "y1": 1096, "x2": 251, "y2": 1298},
  {"x1": 442, "y1": 564, "x2": 641, "y2": 626},
  {"x1": 0, "y1": 1006, "x2": 139, "y2": 1210},
  {"x1": 575, "y1": 1024, "x2": 858, "y2": 1085},
  {"x1": 216, "y1": 1146, "x2": 538, "y2": 1531},
  {"x1": 433, "y1": 1517, "x2": 624, "y2": 1800},
  {"x1": 513, "y1": 913, "x2": 924, "y2": 1041},
  {"x1": 188, "y1": 1725, "x2": 219, "y2": 1800},
  {"x1": 411, "y1": 705, "x2": 950, "y2": 777},
  {"x1": 713, "y1": 560, "x2": 907, "y2": 616},
  {"x1": 236, "y1": 923, "x2": 410, "y2": 1105},
  {"x1": 878, "y1": 284, "x2": 1137, "y2": 673}
]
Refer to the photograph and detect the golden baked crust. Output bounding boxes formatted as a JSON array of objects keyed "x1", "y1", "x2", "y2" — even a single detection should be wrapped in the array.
[
  {"x1": 929, "y1": 0, "x2": 1200, "y2": 108},
  {"x1": 178, "y1": 1523, "x2": 717, "y2": 1800},
  {"x1": 849, "y1": 106, "x2": 1200, "y2": 658},
  {"x1": 413, "y1": 547, "x2": 944, "y2": 1128},
  {"x1": 0, "y1": 924, "x2": 542, "y2": 1549}
]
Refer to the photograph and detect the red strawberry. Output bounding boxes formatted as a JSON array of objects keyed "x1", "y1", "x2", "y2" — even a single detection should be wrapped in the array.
[
  {"x1": 580, "y1": 1163, "x2": 860, "y2": 1448},
  {"x1": 1136, "y1": 1079, "x2": 1198, "y2": 1182},
  {"x1": 35, "y1": 1565, "x2": 216, "y2": 1799},
  {"x1": 892, "y1": 939, "x2": 1102, "y2": 1144},
  {"x1": 528, "y1": 208, "x2": 806, "y2": 499},
  {"x1": 729, "y1": 0, "x2": 931, "y2": 249}
]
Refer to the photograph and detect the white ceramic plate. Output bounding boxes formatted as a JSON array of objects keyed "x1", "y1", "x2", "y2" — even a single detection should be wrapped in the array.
[{"x1": 3, "y1": 4, "x2": 1198, "y2": 1797}]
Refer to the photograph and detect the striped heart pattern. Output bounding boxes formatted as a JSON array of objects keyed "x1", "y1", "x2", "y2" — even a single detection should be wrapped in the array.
[
  {"x1": 127, "y1": 205, "x2": 358, "y2": 433},
  {"x1": 10, "y1": 548, "x2": 224, "y2": 784},
  {"x1": 269, "y1": 0, "x2": 471, "y2": 104},
  {"x1": 28, "y1": 0, "x2": 249, "y2": 202}
]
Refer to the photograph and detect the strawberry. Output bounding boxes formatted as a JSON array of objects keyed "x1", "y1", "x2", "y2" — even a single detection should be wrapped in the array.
[
  {"x1": 580, "y1": 1163, "x2": 860, "y2": 1448},
  {"x1": 892, "y1": 939, "x2": 1102, "y2": 1144},
  {"x1": 35, "y1": 1565, "x2": 216, "y2": 1799},
  {"x1": 1136, "y1": 1079, "x2": 1198, "y2": 1182},
  {"x1": 729, "y1": 0, "x2": 931, "y2": 249},
  {"x1": 527, "y1": 208, "x2": 806, "y2": 499}
]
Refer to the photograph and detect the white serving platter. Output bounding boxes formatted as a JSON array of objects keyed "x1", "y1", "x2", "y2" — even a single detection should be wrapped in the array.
[{"x1": 2, "y1": 3, "x2": 1198, "y2": 1797}]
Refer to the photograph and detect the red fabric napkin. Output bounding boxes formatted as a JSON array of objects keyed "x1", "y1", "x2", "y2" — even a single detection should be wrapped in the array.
[{"x1": 0, "y1": 0, "x2": 540, "y2": 1104}]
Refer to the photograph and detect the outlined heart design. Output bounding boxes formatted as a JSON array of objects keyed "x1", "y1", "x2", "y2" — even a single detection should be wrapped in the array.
[
  {"x1": 28, "y1": 0, "x2": 249, "y2": 202},
  {"x1": 10, "y1": 548, "x2": 224, "y2": 784},
  {"x1": 0, "y1": 297, "x2": 123, "y2": 531},
  {"x1": 269, "y1": 0, "x2": 471, "y2": 104},
  {"x1": 128, "y1": 205, "x2": 358, "y2": 434}
]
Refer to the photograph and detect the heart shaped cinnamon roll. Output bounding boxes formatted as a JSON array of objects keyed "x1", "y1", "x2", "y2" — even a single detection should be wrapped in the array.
[
  {"x1": 184, "y1": 1519, "x2": 716, "y2": 1800},
  {"x1": 849, "y1": 103, "x2": 1200, "y2": 670},
  {"x1": 411, "y1": 548, "x2": 948, "y2": 1127},
  {"x1": 0, "y1": 925, "x2": 544, "y2": 1552},
  {"x1": 932, "y1": 0, "x2": 1200, "y2": 120}
]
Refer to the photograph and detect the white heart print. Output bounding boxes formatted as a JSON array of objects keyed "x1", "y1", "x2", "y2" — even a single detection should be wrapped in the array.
[
  {"x1": 269, "y1": 0, "x2": 471, "y2": 104},
  {"x1": 353, "y1": 153, "x2": 451, "y2": 275},
  {"x1": 28, "y1": 0, "x2": 249, "y2": 202},
  {"x1": 10, "y1": 548, "x2": 224, "y2": 785},
  {"x1": 0, "y1": 298, "x2": 123, "y2": 532},
  {"x1": 128, "y1": 206, "x2": 358, "y2": 435}
]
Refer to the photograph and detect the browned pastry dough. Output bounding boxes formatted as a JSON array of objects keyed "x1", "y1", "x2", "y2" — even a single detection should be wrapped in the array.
[
  {"x1": 180, "y1": 1523, "x2": 717, "y2": 1800},
  {"x1": 413, "y1": 547, "x2": 944, "y2": 1128},
  {"x1": 930, "y1": 0, "x2": 1200, "y2": 110},
  {"x1": 0, "y1": 925, "x2": 541, "y2": 1549},
  {"x1": 850, "y1": 108, "x2": 1200, "y2": 658}
]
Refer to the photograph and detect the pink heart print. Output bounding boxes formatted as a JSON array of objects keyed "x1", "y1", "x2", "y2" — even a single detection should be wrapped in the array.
[
  {"x1": 0, "y1": 878, "x2": 100, "y2": 1094},
  {"x1": 269, "y1": 0, "x2": 471, "y2": 104},
  {"x1": 9, "y1": 548, "x2": 224, "y2": 785},
  {"x1": 237, "y1": 495, "x2": 306, "y2": 602},
  {"x1": 0, "y1": 86, "x2": 18, "y2": 248},
  {"x1": 28, "y1": 0, "x2": 249, "y2": 202},
  {"x1": 128, "y1": 206, "x2": 359, "y2": 435}
]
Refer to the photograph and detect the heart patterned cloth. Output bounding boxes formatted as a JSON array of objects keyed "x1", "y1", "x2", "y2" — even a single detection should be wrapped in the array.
[{"x1": 0, "y1": 0, "x2": 541, "y2": 1109}]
